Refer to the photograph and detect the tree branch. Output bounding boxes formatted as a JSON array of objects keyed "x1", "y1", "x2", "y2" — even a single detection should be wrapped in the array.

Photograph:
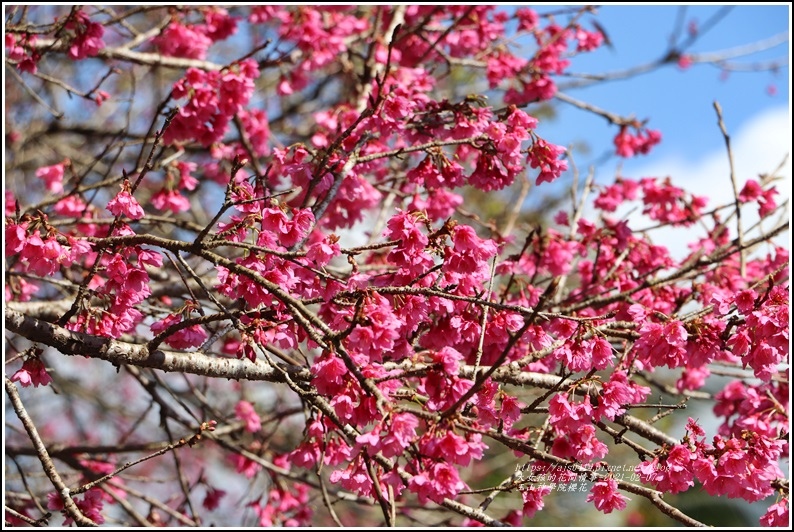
[{"x1": 4, "y1": 309, "x2": 309, "y2": 383}]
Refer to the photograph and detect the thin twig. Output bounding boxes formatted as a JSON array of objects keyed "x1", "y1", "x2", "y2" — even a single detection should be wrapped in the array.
[
  {"x1": 474, "y1": 255, "x2": 498, "y2": 376},
  {"x1": 5, "y1": 378, "x2": 98, "y2": 527},
  {"x1": 713, "y1": 101, "x2": 745, "y2": 278},
  {"x1": 6, "y1": 65, "x2": 64, "y2": 119}
]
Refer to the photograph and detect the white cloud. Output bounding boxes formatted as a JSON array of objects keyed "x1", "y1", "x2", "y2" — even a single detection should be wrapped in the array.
[{"x1": 613, "y1": 107, "x2": 791, "y2": 261}]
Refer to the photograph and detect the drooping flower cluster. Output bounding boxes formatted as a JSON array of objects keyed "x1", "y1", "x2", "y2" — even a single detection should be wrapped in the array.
[
  {"x1": 636, "y1": 418, "x2": 786, "y2": 507},
  {"x1": 36, "y1": 159, "x2": 69, "y2": 194},
  {"x1": 739, "y1": 178, "x2": 779, "y2": 218},
  {"x1": 106, "y1": 180, "x2": 145, "y2": 220},
  {"x1": 4, "y1": 5, "x2": 789, "y2": 529},
  {"x1": 165, "y1": 59, "x2": 260, "y2": 147},
  {"x1": 47, "y1": 489, "x2": 105, "y2": 526},
  {"x1": 64, "y1": 10, "x2": 105, "y2": 60},
  {"x1": 153, "y1": 7, "x2": 237, "y2": 59},
  {"x1": 613, "y1": 125, "x2": 662, "y2": 158},
  {"x1": 5, "y1": 32, "x2": 40, "y2": 73},
  {"x1": 11, "y1": 358, "x2": 53, "y2": 388}
]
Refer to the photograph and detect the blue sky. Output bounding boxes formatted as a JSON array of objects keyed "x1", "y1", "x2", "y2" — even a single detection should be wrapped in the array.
[
  {"x1": 528, "y1": 4, "x2": 789, "y2": 176},
  {"x1": 518, "y1": 4, "x2": 790, "y2": 258}
]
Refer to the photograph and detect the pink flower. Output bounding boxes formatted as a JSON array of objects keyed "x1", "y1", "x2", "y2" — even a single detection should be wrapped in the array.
[
  {"x1": 614, "y1": 126, "x2": 662, "y2": 158},
  {"x1": 48, "y1": 489, "x2": 105, "y2": 525},
  {"x1": 539, "y1": 232, "x2": 579, "y2": 276},
  {"x1": 66, "y1": 11, "x2": 105, "y2": 60},
  {"x1": 93, "y1": 90, "x2": 110, "y2": 106},
  {"x1": 228, "y1": 454, "x2": 261, "y2": 478},
  {"x1": 11, "y1": 358, "x2": 53, "y2": 387},
  {"x1": 107, "y1": 182, "x2": 145, "y2": 219},
  {"x1": 306, "y1": 235, "x2": 340, "y2": 266},
  {"x1": 528, "y1": 139, "x2": 568, "y2": 185},
  {"x1": 379, "y1": 413, "x2": 418, "y2": 458},
  {"x1": 431, "y1": 346, "x2": 464, "y2": 375},
  {"x1": 5, "y1": 189, "x2": 16, "y2": 215},
  {"x1": 521, "y1": 484, "x2": 552, "y2": 518},
  {"x1": 154, "y1": 22, "x2": 213, "y2": 59},
  {"x1": 637, "y1": 444, "x2": 695, "y2": 494},
  {"x1": 203, "y1": 7, "x2": 238, "y2": 40},
  {"x1": 574, "y1": 27, "x2": 604, "y2": 52},
  {"x1": 36, "y1": 159, "x2": 69, "y2": 194},
  {"x1": 594, "y1": 178, "x2": 640, "y2": 212},
  {"x1": 548, "y1": 393, "x2": 593, "y2": 433},
  {"x1": 151, "y1": 189, "x2": 191, "y2": 213},
  {"x1": 282, "y1": 208, "x2": 315, "y2": 247},
  {"x1": 587, "y1": 477, "x2": 629, "y2": 513},
  {"x1": 203, "y1": 487, "x2": 226, "y2": 511},
  {"x1": 420, "y1": 430, "x2": 486, "y2": 467},
  {"x1": 174, "y1": 161, "x2": 199, "y2": 191},
  {"x1": 310, "y1": 352, "x2": 348, "y2": 395},
  {"x1": 634, "y1": 320, "x2": 688, "y2": 369},
  {"x1": 238, "y1": 108, "x2": 271, "y2": 156},
  {"x1": 5, "y1": 222, "x2": 28, "y2": 256},
  {"x1": 597, "y1": 371, "x2": 636, "y2": 421},
  {"x1": 485, "y1": 51, "x2": 527, "y2": 89},
  {"x1": 165, "y1": 60, "x2": 259, "y2": 147},
  {"x1": 21, "y1": 235, "x2": 69, "y2": 276},
  {"x1": 739, "y1": 179, "x2": 778, "y2": 218},
  {"x1": 76, "y1": 489, "x2": 105, "y2": 525},
  {"x1": 54, "y1": 195, "x2": 88, "y2": 217},
  {"x1": 406, "y1": 155, "x2": 464, "y2": 190},
  {"x1": 235, "y1": 400, "x2": 262, "y2": 433},
  {"x1": 515, "y1": 8, "x2": 539, "y2": 31},
  {"x1": 760, "y1": 498, "x2": 788, "y2": 527},
  {"x1": 505, "y1": 72, "x2": 557, "y2": 104},
  {"x1": 330, "y1": 457, "x2": 374, "y2": 497},
  {"x1": 408, "y1": 462, "x2": 468, "y2": 504},
  {"x1": 385, "y1": 210, "x2": 429, "y2": 251},
  {"x1": 151, "y1": 314, "x2": 208, "y2": 349}
]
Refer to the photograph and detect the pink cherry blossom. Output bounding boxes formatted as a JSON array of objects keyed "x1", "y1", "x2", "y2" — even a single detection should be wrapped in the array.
[
  {"x1": 202, "y1": 487, "x2": 226, "y2": 511},
  {"x1": 107, "y1": 182, "x2": 145, "y2": 219},
  {"x1": 760, "y1": 498, "x2": 789, "y2": 527},
  {"x1": 4, "y1": 6, "x2": 789, "y2": 528},
  {"x1": 521, "y1": 484, "x2": 552, "y2": 518},
  {"x1": 66, "y1": 11, "x2": 105, "y2": 60},
  {"x1": 11, "y1": 358, "x2": 53, "y2": 387},
  {"x1": 235, "y1": 401, "x2": 262, "y2": 433},
  {"x1": 587, "y1": 477, "x2": 630, "y2": 513},
  {"x1": 36, "y1": 159, "x2": 69, "y2": 194}
]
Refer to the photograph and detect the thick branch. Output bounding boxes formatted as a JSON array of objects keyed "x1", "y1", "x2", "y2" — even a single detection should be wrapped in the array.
[
  {"x1": 31, "y1": 38, "x2": 223, "y2": 70},
  {"x1": 4, "y1": 309, "x2": 309, "y2": 383}
]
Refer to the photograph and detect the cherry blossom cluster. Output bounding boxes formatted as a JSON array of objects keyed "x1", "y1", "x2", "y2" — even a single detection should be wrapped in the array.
[
  {"x1": 153, "y1": 7, "x2": 238, "y2": 60},
  {"x1": 4, "y1": 5, "x2": 789, "y2": 528},
  {"x1": 613, "y1": 124, "x2": 663, "y2": 158},
  {"x1": 5, "y1": 32, "x2": 40, "y2": 73},
  {"x1": 636, "y1": 417, "x2": 785, "y2": 504},
  {"x1": 165, "y1": 59, "x2": 260, "y2": 147},
  {"x1": 63, "y1": 9, "x2": 105, "y2": 60},
  {"x1": 5, "y1": 8, "x2": 104, "y2": 73}
]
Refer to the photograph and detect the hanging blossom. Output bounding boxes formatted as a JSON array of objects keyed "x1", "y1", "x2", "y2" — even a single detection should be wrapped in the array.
[
  {"x1": 5, "y1": 6, "x2": 790, "y2": 528},
  {"x1": 65, "y1": 10, "x2": 105, "y2": 60},
  {"x1": 153, "y1": 8, "x2": 238, "y2": 59},
  {"x1": 587, "y1": 477, "x2": 630, "y2": 514},
  {"x1": 613, "y1": 125, "x2": 662, "y2": 158},
  {"x1": 11, "y1": 358, "x2": 53, "y2": 388},
  {"x1": 165, "y1": 59, "x2": 260, "y2": 147},
  {"x1": 36, "y1": 159, "x2": 70, "y2": 194},
  {"x1": 106, "y1": 180, "x2": 145, "y2": 219},
  {"x1": 6, "y1": 32, "x2": 41, "y2": 73}
]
